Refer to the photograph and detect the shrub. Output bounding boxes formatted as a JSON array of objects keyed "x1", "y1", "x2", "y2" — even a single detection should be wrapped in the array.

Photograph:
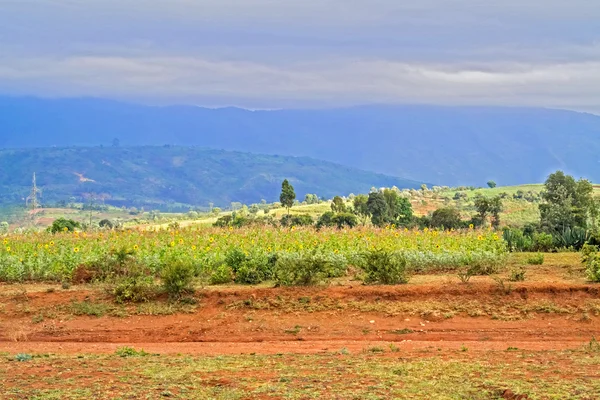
[
  {"x1": 99, "y1": 219, "x2": 114, "y2": 229},
  {"x1": 316, "y1": 212, "x2": 335, "y2": 229},
  {"x1": 430, "y1": 207, "x2": 462, "y2": 230},
  {"x1": 48, "y1": 218, "x2": 80, "y2": 233},
  {"x1": 531, "y1": 232, "x2": 554, "y2": 252},
  {"x1": 112, "y1": 275, "x2": 157, "y2": 304},
  {"x1": 332, "y1": 213, "x2": 358, "y2": 229},
  {"x1": 362, "y1": 249, "x2": 409, "y2": 285},
  {"x1": 225, "y1": 248, "x2": 247, "y2": 273},
  {"x1": 234, "y1": 255, "x2": 271, "y2": 285},
  {"x1": 210, "y1": 264, "x2": 233, "y2": 285},
  {"x1": 161, "y1": 260, "x2": 195, "y2": 299},
  {"x1": 274, "y1": 251, "x2": 345, "y2": 286},
  {"x1": 525, "y1": 253, "x2": 544, "y2": 265},
  {"x1": 582, "y1": 244, "x2": 600, "y2": 282},
  {"x1": 509, "y1": 266, "x2": 526, "y2": 282},
  {"x1": 213, "y1": 215, "x2": 233, "y2": 227},
  {"x1": 280, "y1": 214, "x2": 314, "y2": 227}
]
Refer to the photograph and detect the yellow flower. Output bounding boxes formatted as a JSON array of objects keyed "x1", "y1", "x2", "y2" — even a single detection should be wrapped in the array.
[
  {"x1": 50, "y1": 241, "x2": 55, "y2": 246},
  {"x1": 169, "y1": 241, "x2": 175, "y2": 247},
  {"x1": 209, "y1": 237, "x2": 215, "y2": 243},
  {"x1": 73, "y1": 247, "x2": 80, "y2": 253},
  {"x1": 19, "y1": 258, "x2": 23, "y2": 262},
  {"x1": 267, "y1": 246, "x2": 272, "y2": 252},
  {"x1": 191, "y1": 245, "x2": 197, "y2": 250},
  {"x1": 179, "y1": 238, "x2": 184, "y2": 244},
  {"x1": 133, "y1": 245, "x2": 139, "y2": 251},
  {"x1": 2, "y1": 239, "x2": 7, "y2": 245},
  {"x1": 477, "y1": 235, "x2": 483, "y2": 241},
  {"x1": 229, "y1": 227, "x2": 234, "y2": 231},
  {"x1": 469, "y1": 224, "x2": 474, "y2": 229},
  {"x1": 63, "y1": 227, "x2": 68, "y2": 232},
  {"x1": 44, "y1": 244, "x2": 49, "y2": 249},
  {"x1": 6, "y1": 246, "x2": 10, "y2": 252}
]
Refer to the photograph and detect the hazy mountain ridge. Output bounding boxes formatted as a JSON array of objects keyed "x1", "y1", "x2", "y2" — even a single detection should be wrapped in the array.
[
  {"x1": 0, "y1": 146, "x2": 424, "y2": 209},
  {"x1": 2, "y1": 97, "x2": 600, "y2": 186}
]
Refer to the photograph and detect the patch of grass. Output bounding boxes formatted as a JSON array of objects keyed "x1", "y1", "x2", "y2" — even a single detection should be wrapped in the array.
[
  {"x1": 284, "y1": 325, "x2": 302, "y2": 335},
  {"x1": 526, "y1": 253, "x2": 545, "y2": 265},
  {"x1": 389, "y1": 328, "x2": 414, "y2": 335},
  {"x1": 69, "y1": 300, "x2": 110, "y2": 317},
  {"x1": 115, "y1": 347, "x2": 150, "y2": 358}
]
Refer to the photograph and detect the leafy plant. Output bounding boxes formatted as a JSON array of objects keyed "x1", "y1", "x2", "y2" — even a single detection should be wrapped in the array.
[
  {"x1": 509, "y1": 266, "x2": 526, "y2": 282},
  {"x1": 115, "y1": 347, "x2": 149, "y2": 357},
  {"x1": 362, "y1": 249, "x2": 409, "y2": 285},
  {"x1": 161, "y1": 260, "x2": 195, "y2": 299},
  {"x1": 274, "y1": 251, "x2": 342, "y2": 286},
  {"x1": 525, "y1": 253, "x2": 544, "y2": 265},
  {"x1": 209, "y1": 264, "x2": 233, "y2": 285}
]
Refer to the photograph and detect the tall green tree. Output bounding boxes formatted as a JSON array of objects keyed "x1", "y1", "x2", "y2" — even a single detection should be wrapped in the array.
[
  {"x1": 540, "y1": 171, "x2": 595, "y2": 232},
  {"x1": 367, "y1": 192, "x2": 389, "y2": 227},
  {"x1": 474, "y1": 195, "x2": 503, "y2": 228},
  {"x1": 383, "y1": 189, "x2": 413, "y2": 225},
  {"x1": 279, "y1": 179, "x2": 296, "y2": 215},
  {"x1": 331, "y1": 196, "x2": 347, "y2": 213},
  {"x1": 353, "y1": 194, "x2": 370, "y2": 225},
  {"x1": 487, "y1": 181, "x2": 497, "y2": 188}
]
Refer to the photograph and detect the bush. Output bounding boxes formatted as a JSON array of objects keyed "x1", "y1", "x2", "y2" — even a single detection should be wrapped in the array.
[
  {"x1": 430, "y1": 207, "x2": 462, "y2": 230},
  {"x1": 112, "y1": 275, "x2": 157, "y2": 304},
  {"x1": 48, "y1": 218, "x2": 80, "y2": 233},
  {"x1": 361, "y1": 249, "x2": 410, "y2": 285},
  {"x1": 316, "y1": 212, "x2": 335, "y2": 229},
  {"x1": 280, "y1": 214, "x2": 314, "y2": 227},
  {"x1": 332, "y1": 213, "x2": 358, "y2": 229},
  {"x1": 213, "y1": 215, "x2": 233, "y2": 227},
  {"x1": 582, "y1": 244, "x2": 600, "y2": 282},
  {"x1": 525, "y1": 253, "x2": 544, "y2": 265},
  {"x1": 161, "y1": 260, "x2": 195, "y2": 299},
  {"x1": 274, "y1": 251, "x2": 345, "y2": 286},
  {"x1": 99, "y1": 219, "x2": 114, "y2": 229},
  {"x1": 210, "y1": 264, "x2": 233, "y2": 285},
  {"x1": 509, "y1": 266, "x2": 526, "y2": 282},
  {"x1": 531, "y1": 232, "x2": 554, "y2": 252},
  {"x1": 234, "y1": 260, "x2": 270, "y2": 284}
]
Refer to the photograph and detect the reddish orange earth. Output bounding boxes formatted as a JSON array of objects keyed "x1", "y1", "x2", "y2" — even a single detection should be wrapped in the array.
[{"x1": 1, "y1": 281, "x2": 599, "y2": 355}]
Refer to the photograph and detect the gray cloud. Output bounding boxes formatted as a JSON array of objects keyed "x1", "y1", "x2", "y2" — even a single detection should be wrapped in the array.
[{"x1": 0, "y1": 0, "x2": 599, "y2": 111}]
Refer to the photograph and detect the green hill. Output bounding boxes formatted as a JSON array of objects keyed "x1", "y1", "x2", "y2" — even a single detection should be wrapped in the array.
[{"x1": 0, "y1": 146, "x2": 424, "y2": 209}]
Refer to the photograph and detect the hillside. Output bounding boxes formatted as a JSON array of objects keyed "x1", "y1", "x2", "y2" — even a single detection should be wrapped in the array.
[
  {"x1": 0, "y1": 146, "x2": 423, "y2": 209},
  {"x1": 2, "y1": 97, "x2": 600, "y2": 186}
]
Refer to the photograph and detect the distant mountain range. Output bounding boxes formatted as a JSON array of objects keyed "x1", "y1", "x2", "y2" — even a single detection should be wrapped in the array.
[
  {"x1": 1, "y1": 96, "x2": 600, "y2": 186},
  {"x1": 0, "y1": 147, "x2": 423, "y2": 209}
]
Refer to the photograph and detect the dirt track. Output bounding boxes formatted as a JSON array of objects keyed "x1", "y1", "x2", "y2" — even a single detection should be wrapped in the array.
[{"x1": 1, "y1": 282, "x2": 599, "y2": 355}]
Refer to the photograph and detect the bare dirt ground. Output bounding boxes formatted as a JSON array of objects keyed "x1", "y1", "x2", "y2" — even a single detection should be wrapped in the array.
[{"x1": 2, "y1": 260, "x2": 600, "y2": 399}]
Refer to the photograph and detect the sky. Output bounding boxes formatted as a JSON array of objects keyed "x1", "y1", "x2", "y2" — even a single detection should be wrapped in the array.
[{"x1": 1, "y1": 0, "x2": 599, "y2": 112}]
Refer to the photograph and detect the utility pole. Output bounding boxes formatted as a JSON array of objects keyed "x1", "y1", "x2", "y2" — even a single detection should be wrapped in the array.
[
  {"x1": 26, "y1": 172, "x2": 41, "y2": 211},
  {"x1": 26, "y1": 172, "x2": 42, "y2": 227}
]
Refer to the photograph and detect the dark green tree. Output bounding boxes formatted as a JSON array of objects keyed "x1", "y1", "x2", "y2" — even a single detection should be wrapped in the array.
[
  {"x1": 383, "y1": 189, "x2": 413, "y2": 225},
  {"x1": 353, "y1": 194, "x2": 370, "y2": 225},
  {"x1": 487, "y1": 181, "x2": 497, "y2": 188},
  {"x1": 430, "y1": 207, "x2": 462, "y2": 229},
  {"x1": 367, "y1": 192, "x2": 389, "y2": 227},
  {"x1": 331, "y1": 196, "x2": 347, "y2": 213},
  {"x1": 540, "y1": 171, "x2": 595, "y2": 232},
  {"x1": 474, "y1": 195, "x2": 503, "y2": 228},
  {"x1": 279, "y1": 179, "x2": 296, "y2": 215}
]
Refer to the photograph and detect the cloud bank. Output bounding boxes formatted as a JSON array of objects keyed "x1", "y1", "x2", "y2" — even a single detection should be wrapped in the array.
[{"x1": 1, "y1": 0, "x2": 599, "y2": 111}]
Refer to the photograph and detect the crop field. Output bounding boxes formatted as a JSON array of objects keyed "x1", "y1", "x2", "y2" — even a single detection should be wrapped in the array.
[
  {"x1": 1, "y1": 227, "x2": 599, "y2": 399},
  {"x1": 0, "y1": 226, "x2": 506, "y2": 283}
]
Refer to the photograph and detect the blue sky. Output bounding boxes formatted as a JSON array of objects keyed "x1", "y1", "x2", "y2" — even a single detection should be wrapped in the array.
[{"x1": 1, "y1": 0, "x2": 599, "y2": 112}]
